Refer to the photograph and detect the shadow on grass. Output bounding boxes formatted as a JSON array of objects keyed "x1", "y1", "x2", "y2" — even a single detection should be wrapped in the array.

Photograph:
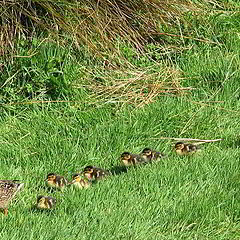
[
  {"x1": 109, "y1": 165, "x2": 128, "y2": 176},
  {"x1": 30, "y1": 206, "x2": 57, "y2": 215}
]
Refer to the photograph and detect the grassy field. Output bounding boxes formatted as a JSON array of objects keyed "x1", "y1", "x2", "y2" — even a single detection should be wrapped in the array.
[
  {"x1": 0, "y1": 78, "x2": 239, "y2": 239},
  {"x1": 1, "y1": 1, "x2": 240, "y2": 240}
]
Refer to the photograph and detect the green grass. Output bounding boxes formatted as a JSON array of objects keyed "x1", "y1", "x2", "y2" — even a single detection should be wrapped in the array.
[
  {"x1": 0, "y1": 84, "x2": 239, "y2": 239},
  {"x1": 1, "y1": 2, "x2": 240, "y2": 240}
]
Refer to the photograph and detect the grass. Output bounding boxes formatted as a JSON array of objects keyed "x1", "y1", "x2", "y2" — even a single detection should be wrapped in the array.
[
  {"x1": 0, "y1": 81, "x2": 239, "y2": 239},
  {"x1": 1, "y1": 1, "x2": 240, "y2": 240},
  {"x1": 0, "y1": 0, "x2": 191, "y2": 57}
]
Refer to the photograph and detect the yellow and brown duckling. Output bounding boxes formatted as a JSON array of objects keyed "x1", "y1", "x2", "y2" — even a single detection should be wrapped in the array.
[
  {"x1": 174, "y1": 142, "x2": 201, "y2": 156},
  {"x1": 36, "y1": 195, "x2": 56, "y2": 209},
  {"x1": 82, "y1": 166, "x2": 110, "y2": 181},
  {"x1": 120, "y1": 152, "x2": 147, "y2": 166},
  {"x1": 140, "y1": 148, "x2": 166, "y2": 162},
  {"x1": 69, "y1": 173, "x2": 91, "y2": 189},
  {"x1": 45, "y1": 173, "x2": 68, "y2": 190},
  {"x1": 0, "y1": 180, "x2": 24, "y2": 216}
]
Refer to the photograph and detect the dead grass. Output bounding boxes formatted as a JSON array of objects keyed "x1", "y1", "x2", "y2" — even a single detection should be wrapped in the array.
[
  {"x1": 0, "y1": 0, "x2": 233, "y2": 106},
  {"x1": 74, "y1": 62, "x2": 193, "y2": 107},
  {"x1": 0, "y1": 0, "x2": 206, "y2": 57}
]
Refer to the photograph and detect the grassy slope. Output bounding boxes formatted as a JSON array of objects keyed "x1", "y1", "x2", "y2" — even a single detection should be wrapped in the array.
[
  {"x1": 1, "y1": 6, "x2": 240, "y2": 240},
  {"x1": 0, "y1": 85, "x2": 239, "y2": 239}
]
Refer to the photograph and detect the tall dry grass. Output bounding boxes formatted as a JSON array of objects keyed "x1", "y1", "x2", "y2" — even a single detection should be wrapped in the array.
[
  {"x1": 0, "y1": 0, "x2": 232, "y2": 106},
  {"x1": 0, "y1": 0, "x2": 202, "y2": 57}
]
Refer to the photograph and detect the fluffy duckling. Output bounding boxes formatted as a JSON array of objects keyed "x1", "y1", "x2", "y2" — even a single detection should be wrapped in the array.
[
  {"x1": 120, "y1": 152, "x2": 147, "y2": 166},
  {"x1": 140, "y1": 148, "x2": 166, "y2": 162},
  {"x1": 0, "y1": 180, "x2": 24, "y2": 216},
  {"x1": 69, "y1": 173, "x2": 91, "y2": 189},
  {"x1": 174, "y1": 142, "x2": 201, "y2": 156},
  {"x1": 45, "y1": 173, "x2": 68, "y2": 190},
  {"x1": 36, "y1": 195, "x2": 56, "y2": 209},
  {"x1": 83, "y1": 166, "x2": 110, "y2": 181}
]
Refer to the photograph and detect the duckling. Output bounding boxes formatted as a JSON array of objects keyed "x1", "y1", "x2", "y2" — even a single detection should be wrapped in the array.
[
  {"x1": 45, "y1": 173, "x2": 68, "y2": 190},
  {"x1": 174, "y1": 142, "x2": 201, "y2": 156},
  {"x1": 0, "y1": 180, "x2": 24, "y2": 216},
  {"x1": 69, "y1": 173, "x2": 91, "y2": 189},
  {"x1": 140, "y1": 148, "x2": 166, "y2": 162},
  {"x1": 83, "y1": 166, "x2": 110, "y2": 181},
  {"x1": 36, "y1": 195, "x2": 56, "y2": 209},
  {"x1": 120, "y1": 152, "x2": 147, "y2": 166}
]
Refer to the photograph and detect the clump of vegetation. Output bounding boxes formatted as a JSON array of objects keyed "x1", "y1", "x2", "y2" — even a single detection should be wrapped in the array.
[
  {"x1": 0, "y1": 0, "x2": 237, "y2": 105},
  {"x1": 0, "y1": 0, "x2": 188, "y2": 104},
  {"x1": 0, "y1": 0, "x2": 195, "y2": 56}
]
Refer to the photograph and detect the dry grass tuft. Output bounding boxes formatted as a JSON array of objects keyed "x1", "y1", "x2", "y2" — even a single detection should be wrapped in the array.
[{"x1": 74, "y1": 63, "x2": 193, "y2": 107}]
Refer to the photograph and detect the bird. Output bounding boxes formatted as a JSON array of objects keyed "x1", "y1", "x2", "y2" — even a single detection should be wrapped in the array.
[
  {"x1": 174, "y1": 142, "x2": 201, "y2": 156},
  {"x1": 69, "y1": 173, "x2": 91, "y2": 189},
  {"x1": 36, "y1": 195, "x2": 56, "y2": 209},
  {"x1": 120, "y1": 152, "x2": 147, "y2": 166},
  {"x1": 82, "y1": 166, "x2": 110, "y2": 181},
  {"x1": 0, "y1": 180, "x2": 24, "y2": 216},
  {"x1": 45, "y1": 173, "x2": 68, "y2": 190},
  {"x1": 140, "y1": 148, "x2": 166, "y2": 162}
]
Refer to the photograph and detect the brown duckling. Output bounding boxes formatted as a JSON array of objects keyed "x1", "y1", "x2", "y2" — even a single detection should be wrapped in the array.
[
  {"x1": 83, "y1": 166, "x2": 110, "y2": 181},
  {"x1": 36, "y1": 195, "x2": 56, "y2": 209},
  {"x1": 174, "y1": 142, "x2": 201, "y2": 156},
  {"x1": 45, "y1": 173, "x2": 68, "y2": 190},
  {"x1": 140, "y1": 148, "x2": 166, "y2": 162},
  {"x1": 120, "y1": 152, "x2": 147, "y2": 166},
  {"x1": 69, "y1": 173, "x2": 91, "y2": 189}
]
